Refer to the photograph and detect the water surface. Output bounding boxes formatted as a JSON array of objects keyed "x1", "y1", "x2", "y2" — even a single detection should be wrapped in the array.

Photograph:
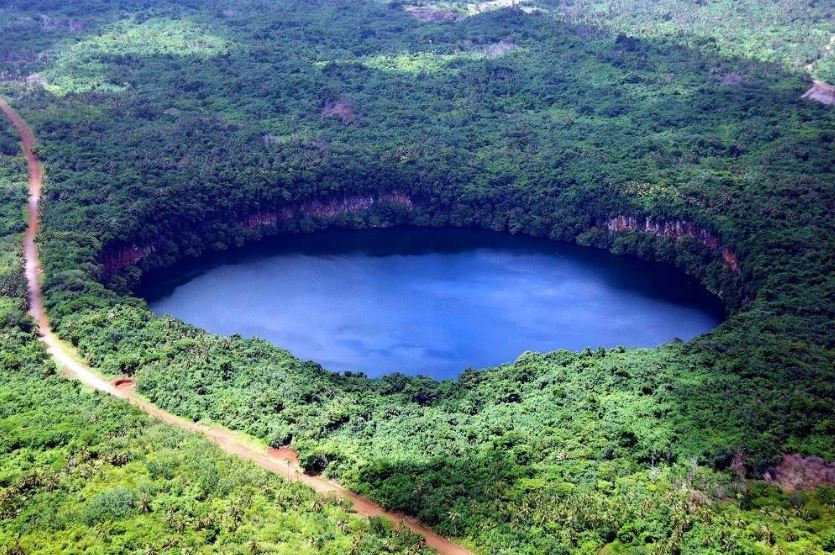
[{"x1": 141, "y1": 227, "x2": 724, "y2": 379}]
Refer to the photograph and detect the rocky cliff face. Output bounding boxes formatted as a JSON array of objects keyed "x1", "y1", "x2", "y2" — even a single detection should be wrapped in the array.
[
  {"x1": 101, "y1": 243, "x2": 158, "y2": 274},
  {"x1": 102, "y1": 192, "x2": 415, "y2": 273},
  {"x1": 102, "y1": 202, "x2": 738, "y2": 279},
  {"x1": 604, "y1": 215, "x2": 739, "y2": 273},
  {"x1": 242, "y1": 192, "x2": 414, "y2": 230}
]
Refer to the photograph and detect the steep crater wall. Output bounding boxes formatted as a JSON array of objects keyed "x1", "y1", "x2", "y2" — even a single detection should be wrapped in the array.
[
  {"x1": 101, "y1": 192, "x2": 416, "y2": 274},
  {"x1": 603, "y1": 215, "x2": 739, "y2": 273},
  {"x1": 99, "y1": 192, "x2": 742, "y2": 306}
]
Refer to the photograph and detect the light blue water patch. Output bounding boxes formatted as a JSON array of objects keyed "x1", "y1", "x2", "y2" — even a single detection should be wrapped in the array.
[{"x1": 142, "y1": 227, "x2": 724, "y2": 379}]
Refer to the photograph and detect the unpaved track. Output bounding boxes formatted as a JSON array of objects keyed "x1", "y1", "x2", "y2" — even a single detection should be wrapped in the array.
[
  {"x1": 802, "y1": 34, "x2": 835, "y2": 105},
  {"x1": 0, "y1": 97, "x2": 473, "y2": 555}
]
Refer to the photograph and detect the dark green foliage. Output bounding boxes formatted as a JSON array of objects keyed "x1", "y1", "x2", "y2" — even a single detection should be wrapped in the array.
[
  {"x1": 0, "y1": 171, "x2": 430, "y2": 555},
  {"x1": 82, "y1": 489, "x2": 138, "y2": 525},
  {"x1": 1, "y1": 0, "x2": 833, "y2": 552}
]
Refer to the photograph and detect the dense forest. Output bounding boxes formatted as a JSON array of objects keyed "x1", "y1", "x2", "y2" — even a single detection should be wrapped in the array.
[
  {"x1": 1, "y1": 0, "x2": 834, "y2": 553},
  {"x1": 0, "y1": 137, "x2": 429, "y2": 553}
]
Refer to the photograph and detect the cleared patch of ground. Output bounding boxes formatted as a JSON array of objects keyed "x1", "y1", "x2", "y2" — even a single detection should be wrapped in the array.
[
  {"x1": 404, "y1": 5, "x2": 460, "y2": 23},
  {"x1": 474, "y1": 37, "x2": 518, "y2": 58},
  {"x1": 765, "y1": 454, "x2": 835, "y2": 491},
  {"x1": 466, "y1": 0, "x2": 511, "y2": 14},
  {"x1": 720, "y1": 72, "x2": 743, "y2": 86},
  {"x1": 320, "y1": 99, "x2": 356, "y2": 121},
  {"x1": 802, "y1": 80, "x2": 835, "y2": 106},
  {"x1": 404, "y1": 1, "x2": 538, "y2": 23},
  {"x1": 36, "y1": 14, "x2": 86, "y2": 33}
]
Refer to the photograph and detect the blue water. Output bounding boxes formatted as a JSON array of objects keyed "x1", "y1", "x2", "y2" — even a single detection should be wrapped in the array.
[{"x1": 142, "y1": 227, "x2": 724, "y2": 379}]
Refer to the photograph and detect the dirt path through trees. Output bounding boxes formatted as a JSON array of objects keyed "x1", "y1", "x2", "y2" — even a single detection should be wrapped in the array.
[
  {"x1": 802, "y1": 34, "x2": 835, "y2": 105},
  {"x1": 0, "y1": 97, "x2": 474, "y2": 555}
]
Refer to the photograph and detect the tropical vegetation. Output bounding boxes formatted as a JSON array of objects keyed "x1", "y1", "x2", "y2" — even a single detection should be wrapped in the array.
[{"x1": 1, "y1": 0, "x2": 833, "y2": 553}]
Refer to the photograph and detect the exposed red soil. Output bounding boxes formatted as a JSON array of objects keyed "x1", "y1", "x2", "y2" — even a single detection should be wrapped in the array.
[
  {"x1": 765, "y1": 454, "x2": 835, "y2": 492},
  {"x1": 268, "y1": 446, "x2": 299, "y2": 463},
  {"x1": 113, "y1": 377, "x2": 136, "y2": 390},
  {"x1": 802, "y1": 80, "x2": 835, "y2": 106},
  {"x1": 404, "y1": 5, "x2": 460, "y2": 23},
  {"x1": 0, "y1": 97, "x2": 472, "y2": 555},
  {"x1": 101, "y1": 243, "x2": 158, "y2": 274}
]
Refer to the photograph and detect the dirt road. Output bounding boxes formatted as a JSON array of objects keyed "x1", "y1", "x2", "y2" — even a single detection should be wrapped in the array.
[{"x1": 0, "y1": 97, "x2": 474, "y2": 555}]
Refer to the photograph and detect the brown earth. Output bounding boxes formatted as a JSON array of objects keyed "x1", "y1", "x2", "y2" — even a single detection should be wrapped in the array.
[
  {"x1": 765, "y1": 454, "x2": 835, "y2": 492},
  {"x1": 0, "y1": 96, "x2": 473, "y2": 555},
  {"x1": 802, "y1": 80, "x2": 835, "y2": 106},
  {"x1": 321, "y1": 99, "x2": 356, "y2": 121},
  {"x1": 802, "y1": 33, "x2": 835, "y2": 105}
]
